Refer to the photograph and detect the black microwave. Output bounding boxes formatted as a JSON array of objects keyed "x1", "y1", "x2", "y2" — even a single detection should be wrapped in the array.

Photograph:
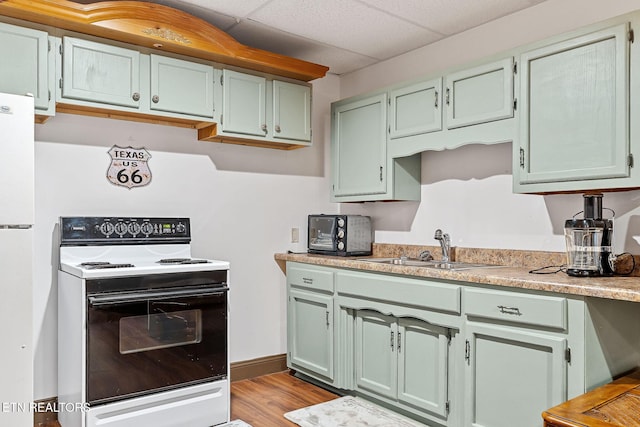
[{"x1": 308, "y1": 215, "x2": 372, "y2": 256}]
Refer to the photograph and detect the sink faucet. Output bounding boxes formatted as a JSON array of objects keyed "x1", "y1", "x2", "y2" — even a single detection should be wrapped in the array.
[{"x1": 434, "y1": 229, "x2": 450, "y2": 262}]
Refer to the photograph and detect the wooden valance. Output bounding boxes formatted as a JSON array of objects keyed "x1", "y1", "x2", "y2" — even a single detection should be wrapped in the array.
[{"x1": 0, "y1": 0, "x2": 329, "y2": 81}]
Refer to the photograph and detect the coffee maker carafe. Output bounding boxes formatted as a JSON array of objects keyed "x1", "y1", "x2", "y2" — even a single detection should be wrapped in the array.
[{"x1": 564, "y1": 194, "x2": 615, "y2": 277}]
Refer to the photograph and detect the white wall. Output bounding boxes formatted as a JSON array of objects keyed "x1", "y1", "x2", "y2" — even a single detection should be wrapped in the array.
[
  {"x1": 33, "y1": 75, "x2": 340, "y2": 399},
  {"x1": 341, "y1": 0, "x2": 640, "y2": 255}
]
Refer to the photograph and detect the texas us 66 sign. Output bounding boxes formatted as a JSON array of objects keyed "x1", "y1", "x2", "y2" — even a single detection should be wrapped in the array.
[{"x1": 107, "y1": 146, "x2": 152, "y2": 189}]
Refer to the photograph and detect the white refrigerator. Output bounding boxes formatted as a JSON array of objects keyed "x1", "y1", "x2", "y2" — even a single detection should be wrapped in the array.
[{"x1": 0, "y1": 92, "x2": 34, "y2": 426}]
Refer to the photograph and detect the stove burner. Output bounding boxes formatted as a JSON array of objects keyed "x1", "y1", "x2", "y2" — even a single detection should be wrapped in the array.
[
  {"x1": 158, "y1": 258, "x2": 211, "y2": 265},
  {"x1": 80, "y1": 262, "x2": 135, "y2": 269}
]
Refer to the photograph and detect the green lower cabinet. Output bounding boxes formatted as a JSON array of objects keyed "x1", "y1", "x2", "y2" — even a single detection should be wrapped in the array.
[
  {"x1": 398, "y1": 318, "x2": 450, "y2": 418},
  {"x1": 464, "y1": 323, "x2": 567, "y2": 427},
  {"x1": 288, "y1": 288, "x2": 334, "y2": 381},
  {"x1": 355, "y1": 310, "x2": 397, "y2": 398},
  {"x1": 355, "y1": 310, "x2": 451, "y2": 421}
]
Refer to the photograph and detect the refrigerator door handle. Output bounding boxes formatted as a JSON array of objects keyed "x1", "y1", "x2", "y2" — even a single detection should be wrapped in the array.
[{"x1": 0, "y1": 225, "x2": 33, "y2": 229}]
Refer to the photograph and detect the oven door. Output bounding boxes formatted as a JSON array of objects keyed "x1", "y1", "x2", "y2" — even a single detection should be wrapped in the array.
[{"x1": 86, "y1": 285, "x2": 228, "y2": 405}]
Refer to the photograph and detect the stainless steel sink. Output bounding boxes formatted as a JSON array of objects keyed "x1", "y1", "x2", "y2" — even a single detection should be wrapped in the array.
[{"x1": 357, "y1": 257, "x2": 504, "y2": 271}]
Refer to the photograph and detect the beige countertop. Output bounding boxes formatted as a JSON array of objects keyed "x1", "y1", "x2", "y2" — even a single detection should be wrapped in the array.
[{"x1": 275, "y1": 244, "x2": 640, "y2": 303}]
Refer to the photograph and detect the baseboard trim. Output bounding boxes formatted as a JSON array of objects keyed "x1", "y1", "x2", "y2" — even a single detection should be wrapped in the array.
[
  {"x1": 33, "y1": 396, "x2": 58, "y2": 426},
  {"x1": 230, "y1": 353, "x2": 288, "y2": 382}
]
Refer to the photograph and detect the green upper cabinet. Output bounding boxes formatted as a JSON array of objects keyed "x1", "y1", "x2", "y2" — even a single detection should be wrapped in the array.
[
  {"x1": 273, "y1": 80, "x2": 311, "y2": 141},
  {"x1": 150, "y1": 55, "x2": 214, "y2": 118},
  {"x1": 389, "y1": 78, "x2": 442, "y2": 139},
  {"x1": 515, "y1": 23, "x2": 630, "y2": 193},
  {"x1": 61, "y1": 37, "x2": 140, "y2": 108},
  {"x1": 331, "y1": 92, "x2": 421, "y2": 202},
  {"x1": 0, "y1": 22, "x2": 53, "y2": 114},
  {"x1": 444, "y1": 57, "x2": 514, "y2": 129},
  {"x1": 386, "y1": 58, "x2": 516, "y2": 157},
  {"x1": 332, "y1": 93, "x2": 388, "y2": 198},
  {"x1": 220, "y1": 69, "x2": 267, "y2": 136},
  {"x1": 214, "y1": 69, "x2": 312, "y2": 146}
]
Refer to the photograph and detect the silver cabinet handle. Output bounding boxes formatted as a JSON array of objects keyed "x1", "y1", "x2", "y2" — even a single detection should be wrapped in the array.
[
  {"x1": 261, "y1": 124, "x2": 267, "y2": 132},
  {"x1": 326, "y1": 311, "x2": 330, "y2": 327},
  {"x1": 152, "y1": 95, "x2": 160, "y2": 103},
  {"x1": 434, "y1": 90, "x2": 438, "y2": 108},
  {"x1": 390, "y1": 331, "x2": 395, "y2": 351},
  {"x1": 397, "y1": 332, "x2": 402, "y2": 352},
  {"x1": 498, "y1": 305, "x2": 522, "y2": 316},
  {"x1": 132, "y1": 92, "x2": 140, "y2": 101},
  {"x1": 445, "y1": 88, "x2": 450, "y2": 105},
  {"x1": 275, "y1": 125, "x2": 281, "y2": 133}
]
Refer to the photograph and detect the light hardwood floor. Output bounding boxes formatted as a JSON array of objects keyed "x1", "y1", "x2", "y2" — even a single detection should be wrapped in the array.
[{"x1": 41, "y1": 371, "x2": 338, "y2": 427}]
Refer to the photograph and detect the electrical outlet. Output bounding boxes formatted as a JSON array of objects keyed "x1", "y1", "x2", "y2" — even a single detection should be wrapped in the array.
[{"x1": 291, "y1": 227, "x2": 299, "y2": 243}]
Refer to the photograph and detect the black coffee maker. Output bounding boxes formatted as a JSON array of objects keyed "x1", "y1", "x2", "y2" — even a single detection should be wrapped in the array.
[{"x1": 564, "y1": 194, "x2": 615, "y2": 277}]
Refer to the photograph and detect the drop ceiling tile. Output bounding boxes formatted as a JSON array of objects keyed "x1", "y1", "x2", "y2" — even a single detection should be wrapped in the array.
[
  {"x1": 171, "y1": 0, "x2": 272, "y2": 18},
  {"x1": 360, "y1": 0, "x2": 548, "y2": 35},
  {"x1": 228, "y1": 20, "x2": 377, "y2": 74},
  {"x1": 156, "y1": 0, "x2": 240, "y2": 31},
  {"x1": 246, "y1": 0, "x2": 443, "y2": 59}
]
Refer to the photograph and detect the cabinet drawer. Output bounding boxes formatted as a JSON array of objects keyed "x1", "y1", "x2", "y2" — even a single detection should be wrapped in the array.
[
  {"x1": 464, "y1": 288, "x2": 567, "y2": 330},
  {"x1": 287, "y1": 263, "x2": 334, "y2": 293},
  {"x1": 337, "y1": 271, "x2": 460, "y2": 314}
]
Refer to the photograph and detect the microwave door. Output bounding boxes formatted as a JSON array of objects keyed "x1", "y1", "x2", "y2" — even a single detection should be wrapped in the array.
[{"x1": 309, "y1": 217, "x2": 336, "y2": 251}]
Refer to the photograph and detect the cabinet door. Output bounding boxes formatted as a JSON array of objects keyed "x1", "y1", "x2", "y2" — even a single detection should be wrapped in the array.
[
  {"x1": 397, "y1": 318, "x2": 450, "y2": 418},
  {"x1": 62, "y1": 37, "x2": 140, "y2": 108},
  {"x1": 445, "y1": 58, "x2": 514, "y2": 129},
  {"x1": 465, "y1": 324, "x2": 567, "y2": 427},
  {"x1": 518, "y1": 24, "x2": 629, "y2": 184},
  {"x1": 355, "y1": 310, "x2": 396, "y2": 399},
  {"x1": 150, "y1": 55, "x2": 214, "y2": 118},
  {"x1": 221, "y1": 69, "x2": 266, "y2": 137},
  {"x1": 288, "y1": 289, "x2": 334, "y2": 380},
  {"x1": 332, "y1": 93, "x2": 387, "y2": 197},
  {"x1": 390, "y1": 78, "x2": 442, "y2": 138},
  {"x1": 0, "y1": 23, "x2": 50, "y2": 111},
  {"x1": 273, "y1": 80, "x2": 311, "y2": 141}
]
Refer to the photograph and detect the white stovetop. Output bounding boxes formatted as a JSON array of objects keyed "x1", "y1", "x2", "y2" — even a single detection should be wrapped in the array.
[{"x1": 59, "y1": 244, "x2": 229, "y2": 279}]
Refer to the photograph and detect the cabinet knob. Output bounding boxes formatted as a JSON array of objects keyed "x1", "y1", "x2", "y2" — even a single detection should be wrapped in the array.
[
  {"x1": 132, "y1": 92, "x2": 140, "y2": 101},
  {"x1": 275, "y1": 125, "x2": 281, "y2": 133},
  {"x1": 261, "y1": 124, "x2": 267, "y2": 133},
  {"x1": 152, "y1": 95, "x2": 160, "y2": 103}
]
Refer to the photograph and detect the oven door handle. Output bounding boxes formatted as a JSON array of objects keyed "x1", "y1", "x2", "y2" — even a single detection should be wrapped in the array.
[{"x1": 88, "y1": 286, "x2": 229, "y2": 306}]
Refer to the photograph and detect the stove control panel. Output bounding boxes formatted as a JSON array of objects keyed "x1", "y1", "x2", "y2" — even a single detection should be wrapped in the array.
[{"x1": 60, "y1": 217, "x2": 191, "y2": 245}]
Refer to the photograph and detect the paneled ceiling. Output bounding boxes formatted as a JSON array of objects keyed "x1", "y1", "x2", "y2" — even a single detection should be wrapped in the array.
[{"x1": 80, "y1": 0, "x2": 549, "y2": 75}]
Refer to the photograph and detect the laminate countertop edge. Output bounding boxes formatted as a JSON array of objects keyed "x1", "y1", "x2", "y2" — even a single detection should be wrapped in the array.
[{"x1": 274, "y1": 253, "x2": 640, "y2": 303}]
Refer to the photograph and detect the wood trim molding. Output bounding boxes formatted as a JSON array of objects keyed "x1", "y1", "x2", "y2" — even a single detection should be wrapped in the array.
[
  {"x1": 33, "y1": 396, "x2": 58, "y2": 425},
  {"x1": 230, "y1": 354, "x2": 288, "y2": 382},
  {"x1": 0, "y1": 0, "x2": 329, "y2": 82}
]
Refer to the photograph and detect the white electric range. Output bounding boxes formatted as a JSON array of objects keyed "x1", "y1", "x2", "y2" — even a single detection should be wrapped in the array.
[{"x1": 58, "y1": 216, "x2": 230, "y2": 427}]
